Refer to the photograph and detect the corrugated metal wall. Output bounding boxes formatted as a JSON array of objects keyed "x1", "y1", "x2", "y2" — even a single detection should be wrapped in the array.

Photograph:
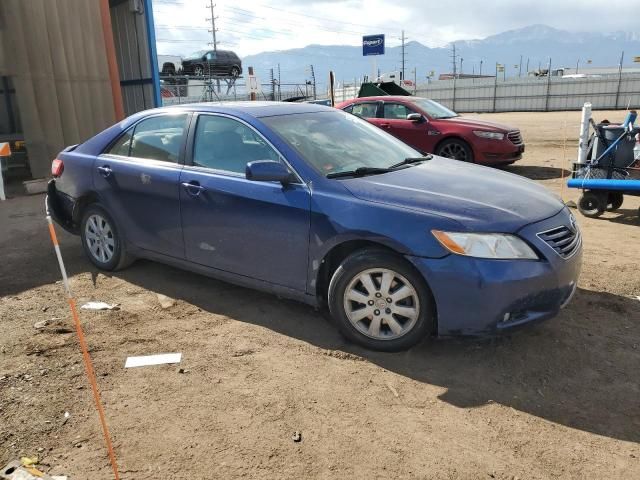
[
  {"x1": 414, "y1": 74, "x2": 640, "y2": 113},
  {"x1": 0, "y1": 0, "x2": 117, "y2": 178},
  {"x1": 110, "y1": 0, "x2": 158, "y2": 116}
]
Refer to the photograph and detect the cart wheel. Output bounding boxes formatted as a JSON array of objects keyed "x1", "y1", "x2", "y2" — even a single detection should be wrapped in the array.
[
  {"x1": 606, "y1": 192, "x2": 624, "y2": 211},
  {"x1": 578, "y1": 191, "x2": 605, "y2": 218}
]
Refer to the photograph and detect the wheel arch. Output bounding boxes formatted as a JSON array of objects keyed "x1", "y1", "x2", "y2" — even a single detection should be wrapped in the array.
[
  {"x1": 71, "y1": 191, "x2": 101, "y2": 228},
  {"x1": 315, "y1": 239, "x2": 438, "y2": 334}
]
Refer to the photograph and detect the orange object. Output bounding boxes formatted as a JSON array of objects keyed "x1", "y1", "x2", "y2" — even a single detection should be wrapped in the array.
[
  {"x1": 0, "y1": 142, "x2": 11, "y2": 157},
  {"x1": 46, "y1": 217, "x2": 121, "y2": 480},
  {"x1": 99, "y1": 0, "x2": 125, "y2": 121},
  {"x1": 431, "y1": 230, "x2": 467, "y2": 255}
]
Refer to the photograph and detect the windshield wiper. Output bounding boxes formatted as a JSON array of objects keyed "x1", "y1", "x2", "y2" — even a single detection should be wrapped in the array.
[
  {"x1": 326, "y1": 166, "x2": 392, "y2": 179},
  {"x1": 389, "y1": 155, "x2": 433, "y2": 170}
]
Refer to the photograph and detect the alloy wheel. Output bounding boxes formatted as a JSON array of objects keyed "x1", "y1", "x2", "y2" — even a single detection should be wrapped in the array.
[
  {"x1": 85, "y1": 214, "x2": 115, "y2": 263},
  {"x1": 343, "y1": 268, "x2": 420, "y2": 340},
  {"x1": 439, "y1": 143, "x2": 468, "y2": 161}
]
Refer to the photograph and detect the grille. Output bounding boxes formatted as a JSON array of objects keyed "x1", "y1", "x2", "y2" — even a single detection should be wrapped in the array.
[
  {"x1": 507, "y1": 131, "x2": 523, "y2": 145},
  {"x1": 537, "y1": 226, "x2": 581, "y2": 259}
]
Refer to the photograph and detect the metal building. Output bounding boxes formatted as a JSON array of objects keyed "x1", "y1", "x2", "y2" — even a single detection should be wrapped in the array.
[{"x1": 0, "y1": 0, "x2": 159, "y2": 180}]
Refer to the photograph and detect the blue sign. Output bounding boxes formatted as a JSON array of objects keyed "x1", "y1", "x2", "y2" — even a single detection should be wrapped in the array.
[{"x1": 362, "y1": 34, "x2": 385, "y2": 56}]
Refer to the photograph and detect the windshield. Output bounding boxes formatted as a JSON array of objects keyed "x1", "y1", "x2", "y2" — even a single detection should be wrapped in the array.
[
  {"x1": 262, "y1": 111, "x2": 421, "y2": 177},
  {"x1": 189, "y1": 50, "x2": 206, "y2": 58},
  {"x1": 409, "y1": 98, "x2": 458, "y2": 119}
]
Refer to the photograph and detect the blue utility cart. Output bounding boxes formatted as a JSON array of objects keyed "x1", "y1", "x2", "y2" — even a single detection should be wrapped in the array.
[{"x1": 568, "y1": 111, "x2": 640, "y2": 218}]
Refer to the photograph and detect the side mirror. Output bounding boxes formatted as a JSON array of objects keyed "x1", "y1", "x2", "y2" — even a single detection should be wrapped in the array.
[
  {"x1": 407, "y1": 113, "x2": 425, "y2": 122},
  {"x1": 246, "y1": 160, "x2": 295, "y2": 184}
]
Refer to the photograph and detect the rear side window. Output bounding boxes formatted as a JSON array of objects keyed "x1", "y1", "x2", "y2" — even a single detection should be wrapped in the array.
[
  {"x1": 383, "y1": 103, "x2": 414, "y2": 120},
  {"x1": 351, "y1": 103, "x2": 378, "y2": 119},
  {"x1": 128, "y1": 114, "x2": 188, "y2": 163},
  {"x1": 192, "y1": 115, "x2": 280, "y2": 174},
  {"x1": 107, "y1": 114, "x2": 188, "y2": 162}
]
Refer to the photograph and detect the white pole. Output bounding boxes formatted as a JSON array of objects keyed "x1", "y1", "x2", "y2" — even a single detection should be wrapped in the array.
[
  {"x1": 577, "y1": 102, "x2": 592, "y2": 164},
  {"x1": 0, "y1": 162, "x2": 5, "y2": 201}
]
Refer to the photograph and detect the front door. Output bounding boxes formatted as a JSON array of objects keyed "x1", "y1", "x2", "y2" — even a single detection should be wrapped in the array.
[
  {"x1": 380, "y1": 102, "x2": 433, "y2": 152},
  {"x1": 179, "y1": 114, "x2": 310, "y2": 291},
  {"x1": 94, "y1": 113, "x2": 189, "y2": 258}
]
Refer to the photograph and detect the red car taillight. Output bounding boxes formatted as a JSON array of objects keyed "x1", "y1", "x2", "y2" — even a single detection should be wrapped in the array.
[{"x1": 51, "y1": 158, "x2": 64, "y2": 177}]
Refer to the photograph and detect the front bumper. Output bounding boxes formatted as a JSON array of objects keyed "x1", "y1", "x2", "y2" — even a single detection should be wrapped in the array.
[
  {"x1": 407, "y1": 208, "x2": 582, "y2": 336},
  {"x1": 474, "y1": 139, "x2": 525, "y2": 165}
]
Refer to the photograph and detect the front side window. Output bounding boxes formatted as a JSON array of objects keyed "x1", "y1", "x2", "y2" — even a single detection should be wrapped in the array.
[
  {"x1": 263, "y1": 111, "x2": 420, "y2": 176},
  {"x1": 383, "y1": 103, "x2": 414, "y2": 120},
  {"x1": 192, "y1": 115, "x2": 280, "y2": 174},
  {"x1": 350, "y1": 103, "x2": 378, "y2": 119},
  {"x1": 128, "y1": 114, "x2": 189, "y2": 163}
]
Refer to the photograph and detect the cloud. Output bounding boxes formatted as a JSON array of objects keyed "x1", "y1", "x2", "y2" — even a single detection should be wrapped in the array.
[{"x1": 152, "y1": 0, "x2": 636, "y2": 57}]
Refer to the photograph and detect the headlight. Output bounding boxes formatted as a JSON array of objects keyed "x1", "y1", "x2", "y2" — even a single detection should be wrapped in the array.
[
  {"x1": 473, "y1": 130, "x2": 504, "y2": 140},
  {"x1": 432, "y1": 230, "x2": 538, "y2": 259}
]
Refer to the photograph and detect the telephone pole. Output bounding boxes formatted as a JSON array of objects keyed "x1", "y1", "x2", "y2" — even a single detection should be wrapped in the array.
[
  {"x1": 450, "y1": 43, "x2": 458, "y2": 77},
  {"x1": 401, "y1": 30, "x2": 407, "y2": 81},
  {"x1": 206, "y1": 1, "x2": 218, "y2": 53}
]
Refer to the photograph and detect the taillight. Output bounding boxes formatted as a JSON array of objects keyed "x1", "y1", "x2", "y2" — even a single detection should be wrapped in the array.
[{"x1": 51, "y1": 158, "x2": 64, "y2": 177}]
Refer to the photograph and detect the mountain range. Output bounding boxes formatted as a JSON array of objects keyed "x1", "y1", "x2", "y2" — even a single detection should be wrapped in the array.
[{"x1": 242, "y1": 25, "x2": 640, "y2": 87}]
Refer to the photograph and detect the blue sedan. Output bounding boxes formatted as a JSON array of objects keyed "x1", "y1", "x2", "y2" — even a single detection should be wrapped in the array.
[{"x1": 47, "y1": 102, "x2": 582, "y2": 351}]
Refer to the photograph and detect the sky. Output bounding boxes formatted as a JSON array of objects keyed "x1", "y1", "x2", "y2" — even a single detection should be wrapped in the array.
[{"x1": 152, "y1": 0, "x2": 637, "y2": 57}]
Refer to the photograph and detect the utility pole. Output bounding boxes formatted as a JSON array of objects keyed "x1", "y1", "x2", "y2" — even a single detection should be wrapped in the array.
[
  {"x1": 401, "y1": 30, "x2": 407, "y2": 81},
  {"x1": 206, "y1": 1, "x2": 218, "y2": 54},
  {"x1": 310, "y1": 64, "x2": 317, "y2": 100},
  {"x1": 277, "y1": 63, "x2": 281, "y2": 101},
  {"x1": 479, "y1": 59, "x2": 483, "y2": 76},
  {"x1": 206, "y1": 1, "x2": 219, "y2": 91},
  {"x1": 460, "y1": 57, "x2": 464, "y2": 76},
  {"x1": 450, "y1": 43, "x2": 458, "y2": 77},
  {"x1": 519, "y1": 54, "x2": 523, "y2": 77},
  {"x1": 576, "y1": 58, "x2": 579, "y2": 74},
  {"x1": 269, "y1": 68, "x2": 275, "y2": 101},
  {"x1": 525, "y1": 58, "x2": 529, "y2": 75}
]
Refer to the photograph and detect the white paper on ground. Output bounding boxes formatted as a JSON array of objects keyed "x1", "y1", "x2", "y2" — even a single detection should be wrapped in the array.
[
  {"x1": 124, "y1": 353, "x2": 182, "y2": 368},
  {"x1": 80, "y1": 301, "x2": 120, "y2": 310}
]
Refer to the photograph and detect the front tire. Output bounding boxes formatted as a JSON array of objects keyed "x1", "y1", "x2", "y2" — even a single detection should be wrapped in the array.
[
  {"x1": 328, "y1": 249, "x2": 434, "y2": 352},
  {"x1": 80, "y1": 204, "x2": 132, "y2": 271},
  {"x1": 436, "y1": 138, "x2": 474, "y2": 162},
  {"x1": 193, "y1": 64, "x2": 204, "y2": 77}
]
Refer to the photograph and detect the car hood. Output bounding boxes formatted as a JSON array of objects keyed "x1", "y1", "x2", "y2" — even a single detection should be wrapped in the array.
[
  {"x1": 339, "y1": 157, "x2": 565, "y2": 232},
  {"x1": 436, "y1": 116, "x2": 518, "y2": 132}
]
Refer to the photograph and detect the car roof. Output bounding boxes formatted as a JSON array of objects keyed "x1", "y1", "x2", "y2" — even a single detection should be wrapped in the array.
[
  {"x1": 158, "y1": 101, "x2": 335, "y2": 118},
  {"x1": 347, "y1": 96, "x2": 416, "y2": 102}
]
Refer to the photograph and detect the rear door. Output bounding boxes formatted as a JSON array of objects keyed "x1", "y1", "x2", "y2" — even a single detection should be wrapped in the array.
[
  {"x1": 94, "y1": 113, "x2": 189, "y2": 258},
  {"x1": 380, "y1": 102, "x2": 432, "y2": 152},
  {"x1": 179, "y1": 113, "x2": 311, "y2": 291}
]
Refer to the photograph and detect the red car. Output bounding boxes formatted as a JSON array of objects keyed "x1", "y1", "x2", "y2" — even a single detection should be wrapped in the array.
[{"x1": 336, "y1": 96, "x2": 524, "y2": 165}]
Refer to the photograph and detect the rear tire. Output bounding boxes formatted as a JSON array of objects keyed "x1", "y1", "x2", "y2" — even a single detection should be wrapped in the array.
[
  {"x1": 80, "y1": 204, "x2": 133, "y2": 271},
  {"x1": 193, "y1": 64, "x2": 204, "y2": 77},
  {"x1": 230, "y1": 66, "x2": 240, "y2": 77},
  {"x1": 436, "y1": 138, "x2": 474, "y2": 162},
  {"x1": 578, "y1": 191, "x2": 605, "y2": 218},
  {"x1": 328, "y1": 249, "x2": 434, "y2": 352}
]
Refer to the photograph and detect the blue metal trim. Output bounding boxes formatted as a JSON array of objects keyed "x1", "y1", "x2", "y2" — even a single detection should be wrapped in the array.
[
  {"x1": 567, "y1": 178, "x2": 640, "y2": 191},
  {"x1": 144, "y1": 0, "x2": 162, "y2": 107}
]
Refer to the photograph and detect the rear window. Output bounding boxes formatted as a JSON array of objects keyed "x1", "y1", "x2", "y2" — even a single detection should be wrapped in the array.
[{"x1": 350, "y1": 103, "x2": 378, "y2": 119}]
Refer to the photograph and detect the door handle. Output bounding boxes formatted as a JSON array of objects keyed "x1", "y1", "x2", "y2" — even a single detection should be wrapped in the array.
[
  {"x1": 181, "y1": 182, "x2": 205, "y2": 196},
  {"x1": 97, "y1": 165, "x2": 112, "y2": 177},
  {"x1": 379, "y1": 123, "x2": 390, "y2": 128}
]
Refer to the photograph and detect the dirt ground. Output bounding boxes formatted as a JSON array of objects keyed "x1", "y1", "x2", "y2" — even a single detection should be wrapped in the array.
[{"x1": 1, "y1": 110, "x2": 639, "y2": 479}]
